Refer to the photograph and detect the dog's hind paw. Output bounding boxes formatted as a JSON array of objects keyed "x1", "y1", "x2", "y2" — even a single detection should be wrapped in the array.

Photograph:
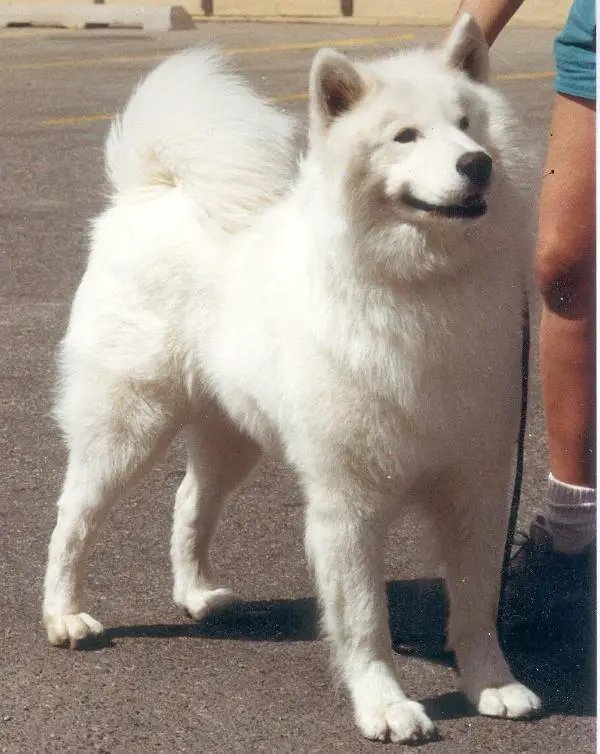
[
  {"x1": 44, "y1": 612, "x2": 105, "y2": 649},
  {"x1": 177, "y1": 587, "x2": 237, "y2": 621},
  {"x1": 477, "y1": 683, "x2": 542, "y2": 719},
  {"x1": 357, "y1": 700, "x2": 437, "y2": 744}
]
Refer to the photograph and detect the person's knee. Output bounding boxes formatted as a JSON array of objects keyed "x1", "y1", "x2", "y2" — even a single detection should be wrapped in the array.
[{"x1": 535, "y1": 233, "x2": 595, "y2": 318}]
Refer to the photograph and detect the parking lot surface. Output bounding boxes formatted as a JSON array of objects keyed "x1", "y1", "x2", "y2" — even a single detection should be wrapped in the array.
[{"x1": 0, "y1": 20, "x2": 595, "y2": 753}]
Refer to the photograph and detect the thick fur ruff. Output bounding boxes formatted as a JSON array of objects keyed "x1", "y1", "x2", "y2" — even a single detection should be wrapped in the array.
[{"x1": 44, "y1": 16, "x2": 541, "y2": 744}]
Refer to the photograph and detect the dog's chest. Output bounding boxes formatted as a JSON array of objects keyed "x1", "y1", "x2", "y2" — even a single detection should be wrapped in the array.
[
  {"x1": 328, "y1": 290, "x2": 506, "y2": 402},
  {"x1": 300, "y1": 290, "x2": 519, "y2": 481}
]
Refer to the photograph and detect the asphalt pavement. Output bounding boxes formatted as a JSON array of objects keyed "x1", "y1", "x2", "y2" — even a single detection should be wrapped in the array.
[{"x1": 0, "y1": 20, "x2": 595, "y2": 753}]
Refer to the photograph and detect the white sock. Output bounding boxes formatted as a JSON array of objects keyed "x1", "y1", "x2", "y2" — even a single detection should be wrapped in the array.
[{"x1": 545, "y1": 473, "x2": 596, "y2": 555}]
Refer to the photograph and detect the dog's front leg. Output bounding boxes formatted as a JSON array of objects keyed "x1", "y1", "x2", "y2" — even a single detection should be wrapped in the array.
[
  {"x1": 439, "y1": 463, "x2": 542, "y2": 719},
  {"x1": 304, "y1": 483, "x2": 436, "y2": 744}
]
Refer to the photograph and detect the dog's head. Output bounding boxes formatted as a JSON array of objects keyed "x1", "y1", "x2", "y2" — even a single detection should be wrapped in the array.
[{"x1": 308, "y1": 15, "x2": 516, "y2": 232}]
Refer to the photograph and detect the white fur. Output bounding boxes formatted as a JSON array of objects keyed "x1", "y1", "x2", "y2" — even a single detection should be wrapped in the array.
[{"x1": 44, "y1": 19, "x2": 541, "y2": 744}]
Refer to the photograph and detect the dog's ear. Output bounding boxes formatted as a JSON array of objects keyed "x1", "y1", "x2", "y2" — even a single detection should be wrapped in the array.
[
  {"x1": 309, "y1": 48, "x2": 365, "y2": 130},
  {"x1": 441, "y1": 13, "x2": 489, "y2": 83}
]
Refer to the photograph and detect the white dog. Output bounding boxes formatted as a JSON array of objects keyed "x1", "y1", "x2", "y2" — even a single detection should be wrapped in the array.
[{"x1": 43, "y1": 15, "x2": 541, "y2": 743}]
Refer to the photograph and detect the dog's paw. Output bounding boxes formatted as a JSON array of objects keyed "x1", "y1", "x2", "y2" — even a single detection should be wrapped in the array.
[
  {"x1": 178, "y1": 587, "x2": 237, "y2": 621},
  {"x1": 477, "y1": 683, "x2": 542, "y2": 719},
  {"x1": 356, "y1": 700, "x2": 437, "y2": 744},
  {"x1": 44, "y1": 612, "x2": 104, "y2": 649}
]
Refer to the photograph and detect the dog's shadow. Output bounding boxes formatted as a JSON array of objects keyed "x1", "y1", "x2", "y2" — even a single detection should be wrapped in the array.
[{"x1": 101, "y1": 578, "x2": 594, "y2": 719}]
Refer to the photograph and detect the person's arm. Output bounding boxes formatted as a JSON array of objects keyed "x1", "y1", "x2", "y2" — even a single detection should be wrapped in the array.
[{"x1": 452, "y1": 0, "x2": 525, "y2": 45}]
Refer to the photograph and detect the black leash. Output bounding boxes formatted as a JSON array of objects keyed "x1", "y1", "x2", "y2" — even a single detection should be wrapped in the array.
[{"x1": 498, "y1": 301, "x2": 530, "y2": 636}]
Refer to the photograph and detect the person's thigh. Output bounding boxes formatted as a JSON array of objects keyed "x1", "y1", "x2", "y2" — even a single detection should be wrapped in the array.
[{"x1": 535, "y1": 93, "x2": 595, "y2": 317}]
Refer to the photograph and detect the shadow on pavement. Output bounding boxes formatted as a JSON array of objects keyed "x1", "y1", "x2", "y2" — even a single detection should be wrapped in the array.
[
  {"x1": 387, "y1": 578, "x2": 596, "y2": 719},
  {"x1": 102, "y1": 577, "x2": 594, "y2": 718},
  {"x1": 107, "y1": 597, "x2": 318, "y2": 643},
  {"x1": 501, "y1": 599, "x2": 596, "y2": 718}
]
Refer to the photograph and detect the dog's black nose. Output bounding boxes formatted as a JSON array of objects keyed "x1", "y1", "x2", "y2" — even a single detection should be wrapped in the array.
[{"x1": 456, "y1": 151, "x2": 493, "y2": 186}]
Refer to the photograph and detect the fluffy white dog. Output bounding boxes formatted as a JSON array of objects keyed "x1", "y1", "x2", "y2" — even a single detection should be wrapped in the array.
[{"x1": 43, "y1": 15, "x2": 541, "y2": 743}]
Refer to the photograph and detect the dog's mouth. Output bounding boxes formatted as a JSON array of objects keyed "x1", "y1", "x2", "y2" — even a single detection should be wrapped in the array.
[{"x1": 401, "y1": 191, "x2": 487, "y2": 219}]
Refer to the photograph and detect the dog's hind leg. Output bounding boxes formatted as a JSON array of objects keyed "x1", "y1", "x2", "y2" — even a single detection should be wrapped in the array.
[
  {"x1": 171, "y1": 405, "x2": 261, "y2": 621},
  {"x1": 43, "y1": 379, "x2": 178, "y2": 648},
  {"x1": 438, "y1": 462, "x2": 542, "y2": 719},
  {"x1": 304, "y1": 480, "x2": 437, "y2": 744}
]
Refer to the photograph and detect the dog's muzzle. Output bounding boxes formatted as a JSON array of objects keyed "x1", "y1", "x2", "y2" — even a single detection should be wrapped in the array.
[{"x1": 401, "y1": 151, "x2": 492, "y2": 219}]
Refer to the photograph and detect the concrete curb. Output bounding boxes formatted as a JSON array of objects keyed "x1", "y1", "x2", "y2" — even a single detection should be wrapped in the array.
[
  {"x1": 194, "y1": 0, "x2": 569, "y2": 29},
  {"x1": 0, "y1": 3, "x2": 194, "y2": 29},
  {"x1": 191, "y1": 14, "x2": 566, "y2": 30}
]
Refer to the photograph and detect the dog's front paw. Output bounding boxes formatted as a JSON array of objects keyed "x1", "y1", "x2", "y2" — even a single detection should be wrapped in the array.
[
  {"x1": 356, "y1": 700, "x2": 437, "y2": 744},
  {"x1": 44, "y1": 612, "x2": 104, "y2": 649},
  {"x1": 477, "y1": 683, "x2": 542, "y2": 719},
  {"x1": 177, "y1": 587, "x2": 237, "y2": 621}
]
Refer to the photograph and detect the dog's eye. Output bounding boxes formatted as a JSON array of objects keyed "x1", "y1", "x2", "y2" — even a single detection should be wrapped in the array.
[
  {"x1": 394, "y1": 128, "x2": 420, "y2": 144},
  {"x1": 458, "y1": 116, "x2": 470, "y2": 130}
]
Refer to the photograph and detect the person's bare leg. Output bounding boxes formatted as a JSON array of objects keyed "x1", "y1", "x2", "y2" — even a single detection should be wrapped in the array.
[{"x1": 535, "y1": 93, "x2": 595, "y2": 553}]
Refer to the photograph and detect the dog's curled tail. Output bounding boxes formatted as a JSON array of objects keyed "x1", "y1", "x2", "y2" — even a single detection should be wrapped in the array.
[{"x1": 105, "y1": 47, "x2": 295, "y2": 234}]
